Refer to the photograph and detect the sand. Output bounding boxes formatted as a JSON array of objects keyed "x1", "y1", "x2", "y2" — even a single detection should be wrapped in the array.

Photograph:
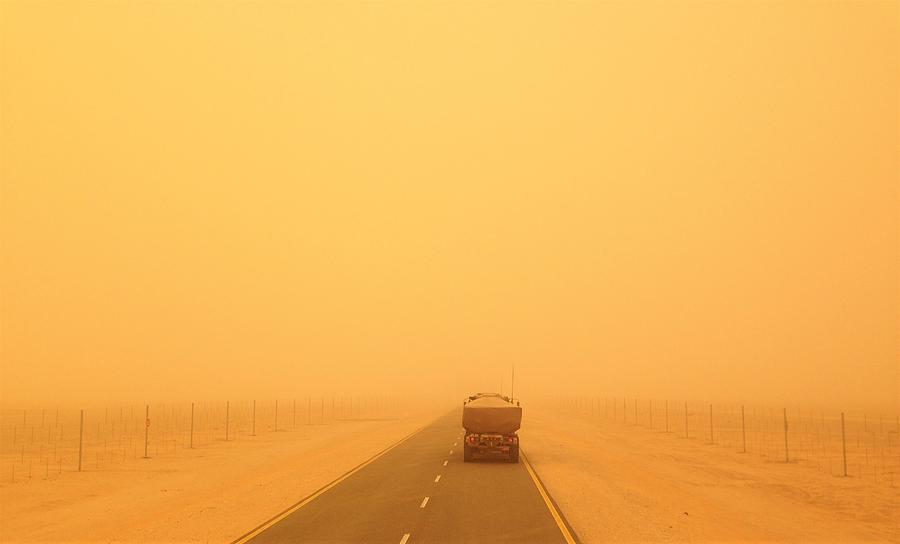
[
  {"x1": 520, "y1": 408, "x2": 899, "y2": 543},
  {"x1": 3, "y1": 404, "x2": 897, "y2": 543},
  {"x1": 0, "y1": 412, "x2": 438, "y2": 543}
]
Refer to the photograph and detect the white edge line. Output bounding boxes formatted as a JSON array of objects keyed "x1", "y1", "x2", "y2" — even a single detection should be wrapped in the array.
[{"x1": 231, "y1": 426, "x2": 424, "y2": 544}]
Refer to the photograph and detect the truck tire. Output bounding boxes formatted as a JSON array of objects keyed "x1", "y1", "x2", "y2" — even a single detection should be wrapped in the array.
[
  {"x1": 463, "y1": 445, "x2": 473, "y2": 462},
  {"x1": 508, "y1": 444, "x2": 519, "y2": 463}
]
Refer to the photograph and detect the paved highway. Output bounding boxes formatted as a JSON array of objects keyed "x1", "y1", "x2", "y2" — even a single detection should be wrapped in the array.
[{"x1": 233, "y1": 410, "x2": 578, "y2": 544}]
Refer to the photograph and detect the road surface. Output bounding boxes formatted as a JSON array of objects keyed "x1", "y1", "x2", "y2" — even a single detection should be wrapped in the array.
[{"x1": 233, "y1": 410, "x2": 577, "y2": 544}]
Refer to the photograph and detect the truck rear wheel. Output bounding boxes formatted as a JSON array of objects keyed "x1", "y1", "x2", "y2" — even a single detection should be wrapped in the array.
[
  {"x1": 463, "y1": 445, "x2": 473, "y2": 462},
  {"x1": 508, "y1": 444, "x2": 519, "y2": 463}
]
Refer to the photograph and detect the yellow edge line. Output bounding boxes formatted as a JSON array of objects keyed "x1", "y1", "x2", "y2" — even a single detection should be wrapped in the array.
[
  {"x1": 231, "y1": 426, "x2": 425, "y2": 544},
  {"x1": 521, "y1": 451, "x2": 577, "y2": 544}
]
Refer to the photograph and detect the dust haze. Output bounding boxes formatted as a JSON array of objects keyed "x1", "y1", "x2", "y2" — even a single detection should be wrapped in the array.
[
  {"x1": 2, "y1": 3, "x2": 899, "y2": 543},
  {"x1": 1, "y1": 2, "x2": 897, "y2": 412}
]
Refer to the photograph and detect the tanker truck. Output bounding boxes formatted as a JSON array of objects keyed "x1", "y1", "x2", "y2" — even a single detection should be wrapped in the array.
[{"x1": 462, "y1": 393, "x2": 522, "y2": 463}]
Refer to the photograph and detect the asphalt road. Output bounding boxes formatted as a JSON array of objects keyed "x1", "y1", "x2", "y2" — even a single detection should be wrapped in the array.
[{"x1": 235, "y1": 409, "x2": 577, "y2": 544}]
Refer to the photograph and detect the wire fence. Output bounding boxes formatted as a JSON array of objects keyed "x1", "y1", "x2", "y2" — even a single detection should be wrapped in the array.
[
  {"x1": 6, "y1": 395, "x2": 895, "y2": 487},
  {"x1": 539, "y1": 397, "x2": 900, "y2": 487},
  {"x1": 0, "y1": 396, "x2": 405, "y2": 484}
]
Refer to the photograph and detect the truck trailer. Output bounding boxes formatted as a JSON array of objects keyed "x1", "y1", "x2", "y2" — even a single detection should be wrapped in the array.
[{"x1": 462, "y1": 393, "x2": 522, "y2": 463}]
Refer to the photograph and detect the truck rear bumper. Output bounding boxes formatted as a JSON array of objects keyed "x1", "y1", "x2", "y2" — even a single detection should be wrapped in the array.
[
  {"x1": 471, "y1": 445, "x2": 511, "y2": 455},
  {"x1": 464, "y1": 432, "x2": 518, "y2": 459}
]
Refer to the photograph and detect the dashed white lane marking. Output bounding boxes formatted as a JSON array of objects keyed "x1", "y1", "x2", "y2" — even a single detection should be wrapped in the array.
[
  {"x1": 399, "y1": 534, "x2": 410, "y2": 544},
  {"x1": 420, "y1": 496, "x2": 430, "y2": 508},
  {"x1": 453, "y1": 442, "x2": 457, "y2": 446},
  {"x1": 443, "y1": 460, "x2": 448, "y2": 466},
  {"x1": 449, "y1": 450, "x2": 453, "y2": 455},
  {"x1": 434, "y1": 474, "x2": 442, "y2": 483}
]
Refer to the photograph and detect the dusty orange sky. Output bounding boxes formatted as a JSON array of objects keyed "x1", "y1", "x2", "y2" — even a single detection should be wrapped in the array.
[{"x1": 1, "y1": 2, "x2": 897, "y2": 408}]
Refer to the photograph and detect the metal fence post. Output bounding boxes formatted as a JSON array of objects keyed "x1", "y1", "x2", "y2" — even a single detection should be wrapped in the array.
[
  {"x1": 841, "y1": 412, "x2": 848, "y2": 476},
  {"x1": 741, "y1": 405, "x2": 746, "y2": 453},
  {"x1": 143, "y1": 405, "x2": 150, "y2": 458},
  {"x1": 665, "y1": 400, "x2": 669, "y2": 433},
  {"x1": 783, "y1": 408, "x2": 789, "y2": 462},
  {"x1": 78, "y1": 409, "x2": 84, "y2": 471}
]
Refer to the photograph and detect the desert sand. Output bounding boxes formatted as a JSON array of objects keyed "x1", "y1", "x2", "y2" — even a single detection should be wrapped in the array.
[
  {"x1": 521, "y1": 407, "x2": 899, "y2": 543},
  {"x1": 0, "y1": 410, "x2": 441, "y2": 543},
  {"x1": 3, "y1": 402, "x2": 896, "y2": 543}
]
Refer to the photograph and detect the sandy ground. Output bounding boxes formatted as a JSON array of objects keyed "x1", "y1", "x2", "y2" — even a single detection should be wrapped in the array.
[
  {"x1": 0, "y1": 411, "x2": 439, "y2": 543},
  {"x1": 520, "y1": 408, "x2": 899, "y2": 543}
]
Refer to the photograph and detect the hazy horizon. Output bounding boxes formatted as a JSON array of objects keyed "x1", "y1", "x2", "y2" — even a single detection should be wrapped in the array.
[{"x1": 2, "y1": 1, "x2": 897, "y2": 410}]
